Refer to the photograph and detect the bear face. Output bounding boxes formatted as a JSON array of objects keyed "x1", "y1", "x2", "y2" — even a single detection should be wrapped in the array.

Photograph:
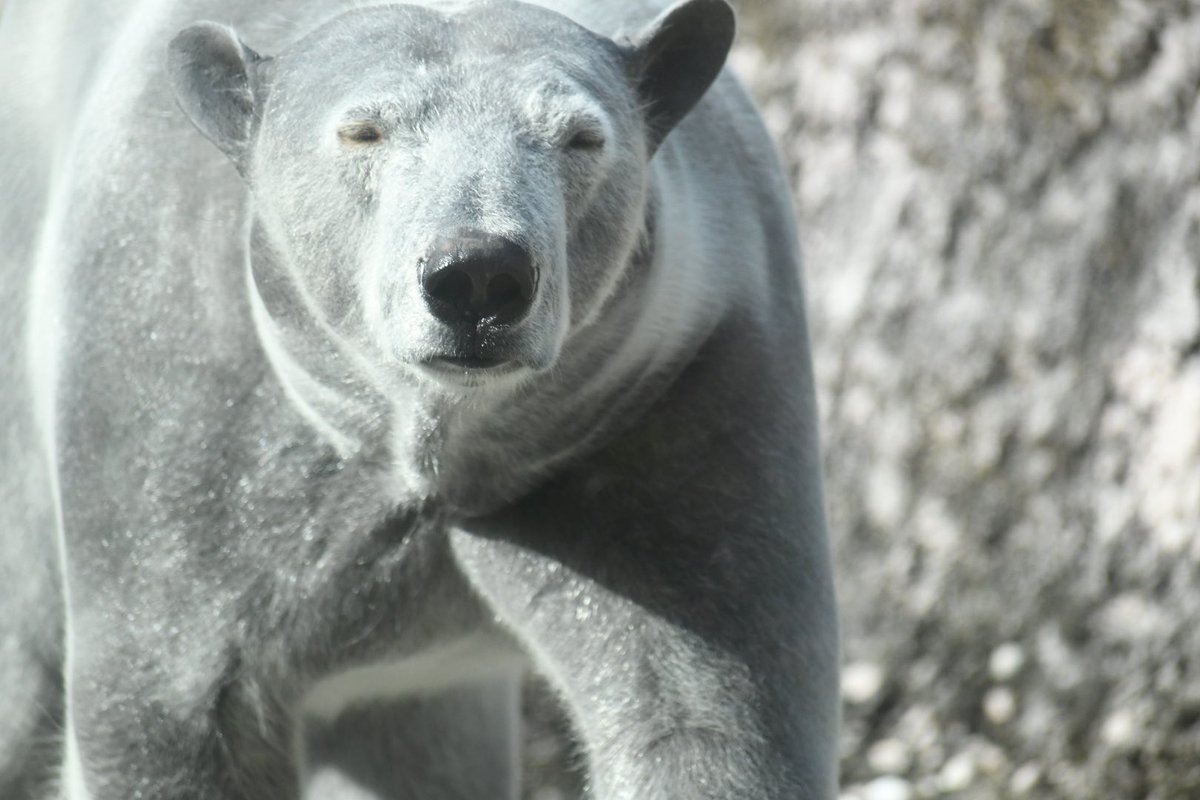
[
  {"x1": 169, "y1": 0, "x2": 734, "y2": 395},
  {"x1": 252, "y1": 4, "x2": 642, "y2": 383}
]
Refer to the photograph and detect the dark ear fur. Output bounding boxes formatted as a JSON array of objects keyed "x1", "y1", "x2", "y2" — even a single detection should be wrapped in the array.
[
  {"x1": 168, "y1": 22, "x2": 271, "y2": 165},
  {"x1": 626, "y1": 0, "x2": 736, "y2": 152}
]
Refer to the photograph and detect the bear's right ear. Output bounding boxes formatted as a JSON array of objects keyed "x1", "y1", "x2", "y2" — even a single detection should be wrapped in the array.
[{"x1": 168, "y1": 22, "x2": 271, "y2": 165}]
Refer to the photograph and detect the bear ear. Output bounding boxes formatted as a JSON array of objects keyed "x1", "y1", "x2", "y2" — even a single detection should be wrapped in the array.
[
  {"x1": 625, "y1": 0, "x2": 736, "y2": 153},
  {"x1": 168, "y1": 22, "x2": 272, "y2": 165}
]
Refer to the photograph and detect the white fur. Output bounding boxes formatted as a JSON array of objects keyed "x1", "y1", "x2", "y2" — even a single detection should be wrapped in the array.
[
  {"x1": 62, "y1": 723, "x2": 92, "y2": 800},
  {"x1": 301, "y1": 634, "x2": 526, "y2": 721}
]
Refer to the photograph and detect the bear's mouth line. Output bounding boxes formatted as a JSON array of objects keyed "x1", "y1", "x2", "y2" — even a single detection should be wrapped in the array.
[
  {"x1": 428, "y1": 354, "x2": 512, "y2": 370},
  {"x1": 419, "y1": 324, "x2": 521, "y2": 373}
]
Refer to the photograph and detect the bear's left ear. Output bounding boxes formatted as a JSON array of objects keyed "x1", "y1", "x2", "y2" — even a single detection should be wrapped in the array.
[
  {"x1": 168, "y1": 22, "x2": 273, "y2": 169},
  {"x1": 625, "y1": 0, "x2": 736, "y2": 153}
]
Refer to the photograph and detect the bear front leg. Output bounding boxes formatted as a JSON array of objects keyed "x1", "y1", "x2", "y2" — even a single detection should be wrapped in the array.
[
  {"x1": 450, "y1": 469, "x2": 840, "y2": 800},
  {"x1": 60, "y1": 580, "x2": 294, "y2": 800}
]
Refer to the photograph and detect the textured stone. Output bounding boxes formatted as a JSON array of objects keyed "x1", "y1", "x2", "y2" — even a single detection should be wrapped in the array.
[{"x1": 734, "y1": 1, "x2": 1200, "y2": 797}]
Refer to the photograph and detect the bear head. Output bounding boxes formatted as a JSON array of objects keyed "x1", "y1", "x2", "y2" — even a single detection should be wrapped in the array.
[{"x1": 168, "y1": 0, "x2": 734, "y2": 393}]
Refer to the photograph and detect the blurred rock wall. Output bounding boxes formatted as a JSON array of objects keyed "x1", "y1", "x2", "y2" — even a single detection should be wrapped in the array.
[{"x1": 733, "y1": 0, "x2": 1200, "y2": 797}]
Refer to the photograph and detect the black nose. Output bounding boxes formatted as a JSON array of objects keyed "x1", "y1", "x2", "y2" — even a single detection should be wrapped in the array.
[{"x1": 420, "y1": 231, "x2": 537, "y2": 326}]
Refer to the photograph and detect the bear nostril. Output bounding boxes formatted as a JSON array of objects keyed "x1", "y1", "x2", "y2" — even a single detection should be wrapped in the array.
[
  {"x1": 486, "y1": 273, "x2": 524, "y2": 317},
  {"x1": 424, "y1": 268, "x2": 476, "y2": 320},
  {"x1": 420, "y1": 231, "x2": 537, "y2": 327}
]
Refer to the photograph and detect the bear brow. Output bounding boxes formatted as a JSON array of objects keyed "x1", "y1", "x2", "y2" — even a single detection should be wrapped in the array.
[{"x1": 339, "y1": 94, "x2": 437, "y2": 125}]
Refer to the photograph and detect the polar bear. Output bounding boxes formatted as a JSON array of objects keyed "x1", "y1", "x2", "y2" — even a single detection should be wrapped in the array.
[{"x1": 0, "y1": 0, "x2": 839, "y2": 798}]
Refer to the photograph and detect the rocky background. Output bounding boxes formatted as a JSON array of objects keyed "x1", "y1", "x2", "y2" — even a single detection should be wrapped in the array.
[
  {"x1": 733, "y1": 0, "x2": 1200, "y2": 798},
  {"x1": 529, "y1": 2, "x2": 1200, "y2": 799}
]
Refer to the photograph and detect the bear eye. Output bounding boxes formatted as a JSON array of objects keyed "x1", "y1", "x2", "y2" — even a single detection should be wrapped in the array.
[
  {"x1": 338, "y1": 121, "x2": 384, "y2": 146},
  {"x1": 565, "y1": 127, "x2": 606, "y2": 152}
]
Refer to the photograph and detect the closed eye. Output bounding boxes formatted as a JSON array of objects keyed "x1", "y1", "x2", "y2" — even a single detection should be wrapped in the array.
[
  {"x1": 338, "y1": 121, "x2": 385, "y2": 145},
  {"x1": 565, "y1": 127, "x2": 606, "y2": 152}
]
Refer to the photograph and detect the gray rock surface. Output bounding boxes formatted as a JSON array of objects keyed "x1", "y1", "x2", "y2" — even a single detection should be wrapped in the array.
[{"x1": 733, "y1": 0, "x2": 1200, "y2": 797}]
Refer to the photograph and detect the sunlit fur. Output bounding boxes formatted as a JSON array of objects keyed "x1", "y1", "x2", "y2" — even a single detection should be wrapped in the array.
[{"x1": 0, "y1": 1, "x2": 839, "y2": 799}]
